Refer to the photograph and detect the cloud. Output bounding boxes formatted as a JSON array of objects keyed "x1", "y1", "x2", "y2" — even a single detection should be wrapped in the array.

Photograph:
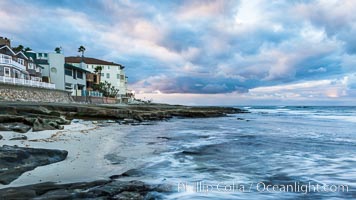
[
  {"x1": 308, "y1": 67, "x2": 326, "y2": 73},
  {"x1": 1, "y1": 0, "x2": 356, "y2": 104}
]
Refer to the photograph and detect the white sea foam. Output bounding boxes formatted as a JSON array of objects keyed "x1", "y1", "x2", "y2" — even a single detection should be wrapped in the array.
[{"x1": 312, "y1": 115, "x2": 356, "y2": 123}]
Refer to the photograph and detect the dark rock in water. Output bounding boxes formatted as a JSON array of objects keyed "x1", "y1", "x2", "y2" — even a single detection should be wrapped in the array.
[
  {"x1": 237, "y1": 117, "x2": 245, "y2": 120},
  {"x1": 0, "y1": 135, "x2": 2, "y2": 140},
  {"x1": 0, "y1": 122, "x2": 32, "y2": 133},
  {"x1": 157, "y1": 136, "x2": 172, "y2": 140},
  {"x1": 10, "y1": 135, "x2": 28, "y2": 140},
  {"x1": 0, "y1": 145, "x2": 68, "y2": 185},
  {"x1": 109, "y1": 174, "x2": 122, "y2": 180},
  {"x1": 0, "y1": 180, "x2": 170, "y2": 199},
  {"x1": 181, "y1": 150, "x2": 201, "y2": 155},
  {"x1": 110, "y1": 169, "x2": 145, "y2": 180}
]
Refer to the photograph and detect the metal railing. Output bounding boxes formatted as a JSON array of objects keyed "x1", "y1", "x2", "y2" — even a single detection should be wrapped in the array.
[
  {"x1": 87, "y1": 90, "x2": 103, "y2": 97},
  {"x1": 0, "y1": 75, "x2": 56, "y2": 89},
  {"x1": 69, "y1": 90, "x2": 103, "y2": 97}
]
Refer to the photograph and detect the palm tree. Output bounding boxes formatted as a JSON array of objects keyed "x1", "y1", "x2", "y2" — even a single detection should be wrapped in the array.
[
  {"x1": 94, "y1": 65, "x2": 103, "y2": 83},
  {"x1": 94, "y1": 66, "x2": 103, "y2": 73},
  {"x1": 78, "y1": 45, "x2": 86, "y2": 57},
  {"x1": 54, "y1": 47, "x2": 61, "y2": 53}
]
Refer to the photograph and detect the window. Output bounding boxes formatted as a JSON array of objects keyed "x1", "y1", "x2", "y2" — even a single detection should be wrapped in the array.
[
  {"x1": 14, "y1": 70, "x2": 20, "y2": 78},
  {"x1": 44, "y1": 53, "x2": 48, "y2": 57},
  {"x1": 65, "y1": 68, "x2": 72, "y2": 76},
  {"x1": 120, "y1": 75, "x2": 125, "y2": 80},
  {"x1": 101, "y1": 73, "x2": 104, "y2": 77},
  {"x1": 117, "y1": 74, "x2": 120, "y2": 79},
  {"x1": 106, "y1": 73, "x2": 110, "y2": 78},
  {"x1": 77, "y1": 84, "x2": 84, "y2": 90},
  {"x1": 38, "y1": 53, "x2": 42, "y2": 57},
  {"x1": 28, "y1": 63, "x2": 34, "y2": 69},
  {"x1": 18, "y1": 58, "x2": 24, "y2": 65},
  {"x1": 77, "y1": 71, "x2": 83, "y2": 79},
  {"x1": 108, "y1": 66, "x2": 110, "y2": 70},
  {"x1": 65, "y1": 83, "x2": 72, "y2": 89},
  {"x1": 4, "y1": 67, "x2": 11, "y2": 77}
]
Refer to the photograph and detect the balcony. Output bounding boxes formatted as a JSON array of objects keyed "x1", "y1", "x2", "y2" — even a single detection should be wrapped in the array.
[
  {"x1": 0, "y1": 54, "x2": 27, "y2": 71},
  {"x1": 0, "y1": 75, "x2": 55, "y2": 89}
]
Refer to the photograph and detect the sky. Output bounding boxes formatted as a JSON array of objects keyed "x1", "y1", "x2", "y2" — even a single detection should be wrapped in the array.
[{"x1": 1, "y1": 0, "x2": 356, "y2": 105}]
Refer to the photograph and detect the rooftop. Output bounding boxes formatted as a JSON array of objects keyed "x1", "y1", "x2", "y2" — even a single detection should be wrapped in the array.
[
  {"x1": 65, "y1": 56, "x2": 124, "y2": 69},
  {"x1": 64, "y1": 63, "x2": 91, "y2": 73}
]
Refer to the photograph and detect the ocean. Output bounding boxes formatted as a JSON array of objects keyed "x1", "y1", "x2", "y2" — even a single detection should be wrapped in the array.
[{"x1": 103, "y1": 106, "x2": 356, "y2": 199}]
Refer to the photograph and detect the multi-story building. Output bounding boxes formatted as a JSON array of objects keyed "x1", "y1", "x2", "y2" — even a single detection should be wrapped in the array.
[
  {"x1": 35, "y1": 52, "x2": 66, "y2": 90},
  {"x1": 0, "y1": 36, "x2": 53, "y2": 88},
  {"x1": 1, "y1": 37, "x2": 30, "y2": 79},
  {"x1": 64, "y1": 62, "x2": 89, "y2": 96},
  {"x1": 65, "y1": 56, "x2": 129, "y2": 100},
  {"x1": 36, "y1": 53, "x2": 97, "y2": 96}
]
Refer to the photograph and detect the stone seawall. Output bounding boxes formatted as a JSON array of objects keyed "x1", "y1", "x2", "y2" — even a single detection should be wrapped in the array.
[
  {"x1": 72, "y1": 96, "x2": 118, "y2": 104},
  {"x1": 0, "y1": 83, "x2": 73, "y2": 103}
]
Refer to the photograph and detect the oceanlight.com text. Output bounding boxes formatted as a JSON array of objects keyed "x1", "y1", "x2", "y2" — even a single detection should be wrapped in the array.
[{"x1": 177, "y1": 181, "x2": 349, "y2": 194}]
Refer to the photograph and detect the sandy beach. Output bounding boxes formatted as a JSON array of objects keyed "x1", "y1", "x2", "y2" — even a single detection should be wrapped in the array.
[
  {"x1": 0, "y1": 119, "x2": 163, "y2": 189},
  {"x1": 0, "y1": 102, "x2": 245, "y2": 199},
  {"x1": 1, "y1": 122, "x2": 103, "y2": 188}
]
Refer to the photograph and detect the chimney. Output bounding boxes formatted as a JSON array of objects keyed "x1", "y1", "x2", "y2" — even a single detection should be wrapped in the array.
[{"x1": 0, "y1": 37, "x2": 11, "y2": 47}]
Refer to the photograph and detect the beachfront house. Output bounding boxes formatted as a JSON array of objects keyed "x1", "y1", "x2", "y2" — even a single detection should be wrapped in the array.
[
  {"x1": 36, "y1": 51, "x2": 96, "y2": 96},
  {"x1": 0, "y1": 37, "x2": 53, "y2": 89},
  {"x1": 65, "y1": 56, "x2": 131, "y2": 102},
  {"x1": 24, "y1": 51, "x2": 42, "y2": 82},
  {"x1": 64, "y1": 62, "x2": 90, "y2": 96},
  {"x1": 35, "y1": 52, "x2": 66, "y2": 90}
]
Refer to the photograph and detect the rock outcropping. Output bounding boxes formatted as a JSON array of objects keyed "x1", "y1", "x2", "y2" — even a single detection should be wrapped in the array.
[
  {"x1": 0, "y1": 179, "x2": 170, "y2": 199},
  {"x1": 0, "y1": 102, "x2": 247, "y2": 132},
  {"x1": 0, "y1": 145, "x2": 68, "y2": 185}
]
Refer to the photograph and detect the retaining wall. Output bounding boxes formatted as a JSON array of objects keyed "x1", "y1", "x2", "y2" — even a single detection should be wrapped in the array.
[
  {"x1": 72, "y1": 96, "x2": 118, "y2": 104},
  {"x1": 0, "y1": 83, "x2": 73, "y2": 103}
]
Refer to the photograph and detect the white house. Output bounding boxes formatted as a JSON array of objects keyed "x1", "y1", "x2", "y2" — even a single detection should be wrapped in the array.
[
  {"x1": 35, "y1": 52, "x2": 65, "y2": 90},
  {"x1": 65, "y1": 56, "x2": 129, "y2": 101}
]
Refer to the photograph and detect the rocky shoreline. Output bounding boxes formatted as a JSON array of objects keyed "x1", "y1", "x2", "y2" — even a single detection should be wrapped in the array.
[
  {"x1": 0, "y1": 102, "x2": 246, "y2": 133},
  {"x1": 0, "y1": 102, "x2": 246, "y2": 199},
  {"x1": 0, "y1": 178, "x2": 171, "y2": 199},
  {"x1": 0, "y1": 145, "x2": 68, "y2": 185}
]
